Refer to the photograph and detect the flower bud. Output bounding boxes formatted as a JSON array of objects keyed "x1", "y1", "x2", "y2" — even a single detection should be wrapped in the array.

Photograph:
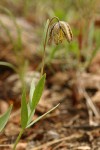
[{"x1": 49, "y1": 21, "x2": 73, "y2": 45}]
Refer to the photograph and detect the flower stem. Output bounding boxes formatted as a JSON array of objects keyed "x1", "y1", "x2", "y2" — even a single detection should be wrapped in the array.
[
  {"x1": 40, "y1": 17, "x2": 59, "y2": 77},
  {"x1": 13, "y1": 128, "x2": 24, "y2": 150}
]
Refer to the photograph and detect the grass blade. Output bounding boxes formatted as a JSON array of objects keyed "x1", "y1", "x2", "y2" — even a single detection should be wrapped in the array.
[
  {"x1": 0, "y1": 61, "x2": 17, "y2": 72},
  {"x1": 26, "y1": 104, "x2": 60, "y2": 128}
]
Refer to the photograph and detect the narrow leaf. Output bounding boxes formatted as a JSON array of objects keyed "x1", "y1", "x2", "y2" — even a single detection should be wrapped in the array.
[
  {"x1": 31, "y1": 74, "x2": 46, "y2": 110},
  {"x1": 29, "y1": 79, "x2": 35, "y2": 107},
  {"x1": 27, "y1": 110, "x2": 35, "y2": 125},
  {"x1": 26, "y1": 104, "x2": 60, "y2": 128},
  {"x1": 21, "y1": 88, "x2": 28, "y2": 128},
  {"x1": 43, "y1": 19, "x2": 50, "y2": 44},
  {"x1": 27, "y1": 103, "x2": 35, "y2": 125},
  {"x1": 0, "y1": 61, "x2": 17, "y2": 72},
  {"x1": 0, "y1": 105, "x2": 13, "y2": 132}
]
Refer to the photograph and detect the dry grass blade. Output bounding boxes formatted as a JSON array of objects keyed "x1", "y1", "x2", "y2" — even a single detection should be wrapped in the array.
[
  {"x1": 32, "y1": 134, "x2": 82, "y2": 150},
  {"x1": 83, "y1": 89, "x2": 100, "y2": 118}
]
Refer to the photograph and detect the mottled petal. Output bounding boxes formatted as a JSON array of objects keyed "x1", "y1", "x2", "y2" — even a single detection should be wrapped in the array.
[{"x1": 59, "y1": 21, "x2": 73, "y2": 42}]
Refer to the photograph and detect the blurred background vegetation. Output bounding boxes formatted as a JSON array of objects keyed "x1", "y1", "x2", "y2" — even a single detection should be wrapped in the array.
[{"x1": 0, "y1": 0, "x2": 100, "y2": 74}]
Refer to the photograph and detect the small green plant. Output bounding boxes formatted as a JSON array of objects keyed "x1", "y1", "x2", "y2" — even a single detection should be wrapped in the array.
[
  {"x1": 13, "y1": 74, "x2": 59, "y2": 150},
  {"x1": 13, "y1": 16, "x2": 73, "y2": 150}
]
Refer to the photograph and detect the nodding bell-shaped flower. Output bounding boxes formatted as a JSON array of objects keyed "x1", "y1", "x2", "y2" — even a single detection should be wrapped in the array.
[{"x1": 49, "y1": 21, "x2": 73, "y2": 45}]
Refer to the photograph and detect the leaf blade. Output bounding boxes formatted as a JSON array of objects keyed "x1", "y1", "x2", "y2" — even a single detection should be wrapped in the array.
[
  {"x1": 0, "y1": 105, "x2": 13, "y2": 132},
  {"x1": 31, "y1": 74, "x2": 46, "y2": 110},
  {"x1": 27, "y1": 103, "x2": 35, "y2": 125},
  {"x1": 29, "y1": 79, "x2": 35, "y2": 107},
  {"x1": 21, "y1": 88, "x2": 28, "y2": 129}
]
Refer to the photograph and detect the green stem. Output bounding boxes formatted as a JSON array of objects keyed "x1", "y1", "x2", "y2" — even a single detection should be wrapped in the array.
[
  {"x1": 40, "y1": 17, "x2": 59, "y2": 77},
  {"x1": 13, "y1": 128, "x2": 24, "y2": 150}
]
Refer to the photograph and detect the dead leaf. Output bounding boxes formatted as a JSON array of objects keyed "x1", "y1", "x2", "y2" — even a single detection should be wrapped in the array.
[
  {"x1": 49, "y1": 72, "x2": 69, "y2": 86},
  {"x1": 4, "y1": 123, "x2": 20, "y2": 136},
  {"x1": 0, "y1": 100, "x2": 9, "y2": 114}
]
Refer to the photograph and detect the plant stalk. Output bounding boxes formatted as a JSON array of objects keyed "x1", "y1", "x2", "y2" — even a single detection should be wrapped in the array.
[
  {"x1": 13, "y1": 128, "x2": 24, "y2": 150},
  {"x1": 40, "y1": 17, "x2": 59, "y2": 77}
]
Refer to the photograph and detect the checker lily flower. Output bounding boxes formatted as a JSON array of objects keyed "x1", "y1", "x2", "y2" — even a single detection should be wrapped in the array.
[{"x1": 49, "y1": 21, "x2": 73, "y2": 45}]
